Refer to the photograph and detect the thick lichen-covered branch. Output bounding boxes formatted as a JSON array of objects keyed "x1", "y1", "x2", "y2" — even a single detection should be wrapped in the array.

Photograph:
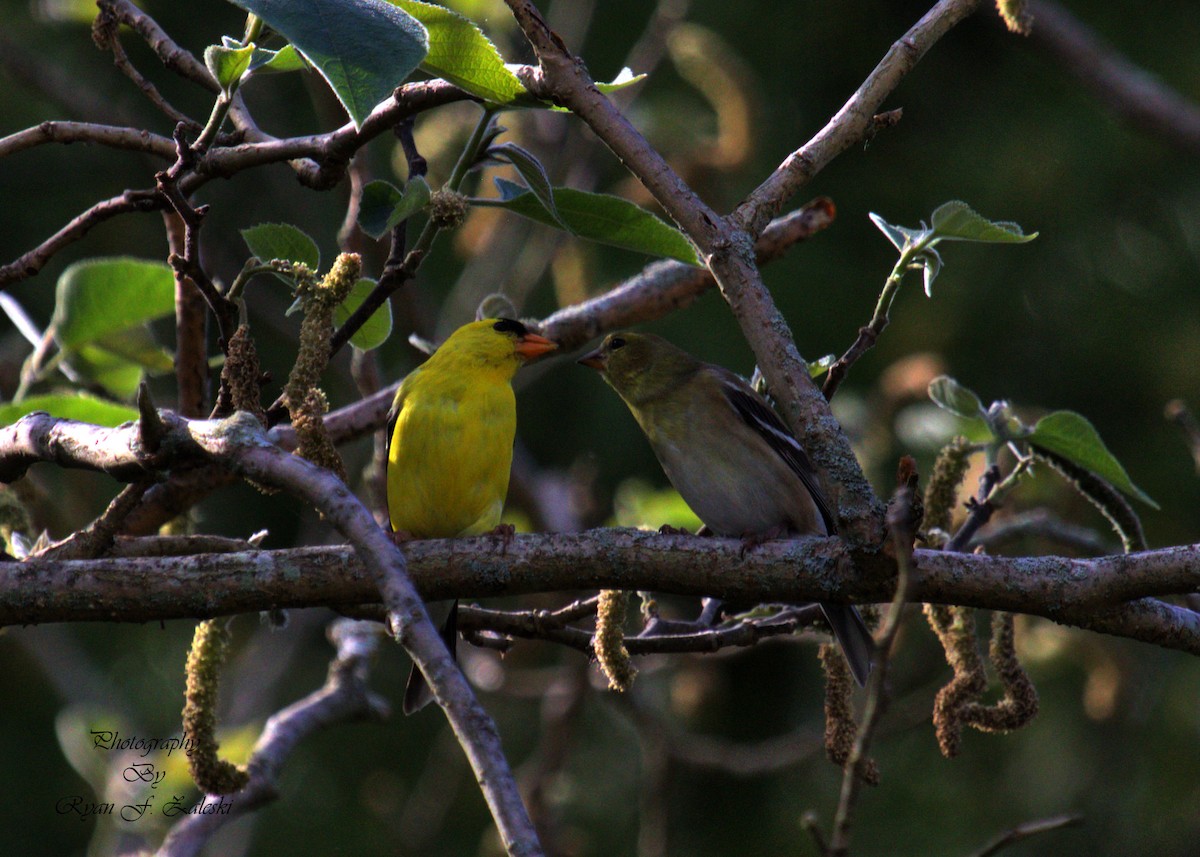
[{"x1": 3, "y1": 512, "x2": 1200, "y2": 655}]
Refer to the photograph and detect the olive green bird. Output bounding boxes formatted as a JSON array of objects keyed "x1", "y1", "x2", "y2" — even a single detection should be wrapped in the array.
[{"x1": 579, "y1": 331, "x2": 873, "y2": 685}]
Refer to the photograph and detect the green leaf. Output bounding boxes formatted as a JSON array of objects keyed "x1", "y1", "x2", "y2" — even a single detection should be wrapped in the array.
[
  {"x1": 67, "y1": 346, "x2": 146, "y2": 399},
  {"x1": 807, "y1": 354, "x2": 836, "y2": 378},
  {"x1": 204, "y1": 42, "x2": 255, "y2": 92},
  {"x1": 868, "y1": 212, "x2": 909, "y2": 251},
  {"x1": 388, "y1": 0, "x2": 526, "y2": 104},
  {"x1": 46, "y1": 258, "x2": 176, "y2": 398},
  {"x1": 596, "y1": 67, "x2": 646, "y2": 94},
  {"x1": 929, "y1": 200, "x2": 1038, "y2": 244},
  {"x1": 357, "y1": 177, "x2": 431, "y2": 239},
  {"x1": 928, "y1": 375, "x2": 987, "y2": 421},
  {"x1": 919, "y1": 247, "x2": 943, "y2": 297},
  {"x1": 333, "y1": 278, "x2": 393, "y2": 351},
  {"x1": 868, "y1": 212, "x2": 929, "y2": 253},
  {"x1": 241, "y1": 223, "x2": 320, "y2": 280},
  {"x1": 51, "y1": 258, "x2": 175, "y2": 349},
  {"x1": 357, "y1": 181, "x2": 402, "y2": 239},
  {"x1": 505, "y1": 66, "x2": 646, "y2": 110},
  {"x1": 96, "y1": 329, "x2": 174, "y2": 373},
  {"x1": 487, "y1": 142, "x2": 566, "y2": 229},
  {"x1": 226, "y1": 0, "x2": 429, "y2": 129},
  {"x1": 245, "y1": 43, "x2": 308, "y2": 74},
  {"x1": 479, "y1": 178, "x2": 701, "y2": 265},
  {"x1": 1029, "y1": 411, "x2": 1158, "y2": 508},
  {"x1": 0, "y1": 393, "x2": 138, "y2": 428}
]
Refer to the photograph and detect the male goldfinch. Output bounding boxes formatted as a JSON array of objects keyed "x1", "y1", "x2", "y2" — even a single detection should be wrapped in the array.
[
  {"x1": 579, "y1": 332, "x2": 873, "y2": 685},
  {"x1": 388, "y1": 318, "x2": 557, "y2": 712}
]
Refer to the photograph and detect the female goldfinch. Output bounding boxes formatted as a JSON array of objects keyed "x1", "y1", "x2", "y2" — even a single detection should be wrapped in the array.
[
  {"x1": 578, "y1": 331, "x2": 874, "y2": 686},
  {"x1": 388, "y1": 317, "x2": 557, "y2": 712}
]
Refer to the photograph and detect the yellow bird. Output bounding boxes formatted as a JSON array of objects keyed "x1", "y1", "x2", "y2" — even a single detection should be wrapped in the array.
[
  {"x1": 387, "y1": 318, "x2": 557, "y2": 713},
  {"x1": 579, "y1": 332, "x2": 874, "y2": 685}
]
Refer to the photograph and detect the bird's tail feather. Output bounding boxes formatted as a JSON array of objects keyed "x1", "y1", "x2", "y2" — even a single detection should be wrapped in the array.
[
  {"x1": 819, "y1": 602, "x2": 874, "y2": 687},
  {"x1": 402, "y1": 599, "x2": 459, "y2": 715}
]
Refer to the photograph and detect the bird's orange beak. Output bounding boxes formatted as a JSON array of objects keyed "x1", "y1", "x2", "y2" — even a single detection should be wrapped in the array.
[
  {"x1": 514, "y1": 332, "x2": 558, "y2": 360},
  {"x1": 577, "y1": 347, "x2": 605, "y2": 370}
]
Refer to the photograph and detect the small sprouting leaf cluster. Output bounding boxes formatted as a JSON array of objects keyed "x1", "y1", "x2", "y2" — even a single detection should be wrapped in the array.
[
  {"x1": 358, "y1": 178, "x2": 432, "y2": 240},
  {"x1": 870, "y1": 200, "x2": 1037, "y2": 297},
  {"x1": 240, "y1": 223, "x2": 394, "y2": 353},
  {"x1": 927, "y1": 374, "x2": 1156, "y2": 553},
  {"x1": 928, "y1": 375, "x2": 1156, "y2": 509}
]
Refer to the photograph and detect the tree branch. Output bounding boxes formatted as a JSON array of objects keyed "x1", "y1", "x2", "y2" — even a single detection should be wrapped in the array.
[
  {"x1": 1025, "y1": 0, "x2": 1200, "y2": 156},
  {"x1": 0, "y1": 121, "x2": 176, "y2": 160},
  {"x1": 731, "y1": 0, "x2": 985, "y2": 235},
  {"x1": 965, "y1": 812, "x2": 1083, "y2": 857},
  {"x1": 165, "y1": 211, "x2": 210, "y2": 417},
  {"x1": 4, "y1": 508, "x2": 1200, "y2": 653},
  {"x1": 0, "y1": 189, "x2": 163, "y2": 288},
  {"x1": 537, "y1": 197, "x2": 836, "y2": 352}
]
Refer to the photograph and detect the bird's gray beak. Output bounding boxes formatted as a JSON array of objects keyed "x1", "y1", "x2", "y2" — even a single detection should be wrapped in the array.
[{"x1": 577, "y1": 347, "x2": 605, "y2": 371}]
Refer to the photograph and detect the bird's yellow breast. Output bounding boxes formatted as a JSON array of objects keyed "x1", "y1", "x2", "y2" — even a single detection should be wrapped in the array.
[{"x1": 386, "y1": 368, "x2": 515, "y2": 538}]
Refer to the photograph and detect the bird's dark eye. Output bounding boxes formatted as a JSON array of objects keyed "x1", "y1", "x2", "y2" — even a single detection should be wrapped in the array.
[
  {"x1": 493, "y1": 318, "x2": 528, "y2": 336},
  {"x1": 609, "y1": 336, "x2": 626, "y2": 350}
]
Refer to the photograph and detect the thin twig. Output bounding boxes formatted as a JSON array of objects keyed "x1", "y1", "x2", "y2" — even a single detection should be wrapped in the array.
[
  {"x1": 343, "y1": 600, "x2": 831, "y2": 657},
  {"x1": 972, "y1": 509, "x2": 1112, "y2": 555},
  {"x1": 520, "y1": 661, "x2": 591, "y2": 851},
  {"x1": 350, "y1": 349, "x2": 388, "y2": 526},
  {"x1": 631, "y1": 681, "x2": 931, "y2": 779},
  {"x1": 965, "y1": 812, "x2": 1084, "y2": 857},
  {"x1": 165, "y1": 211, "x2": 210, "y2": 417},
  {"x1": 1025, "y1": 0, "x2": 1200, "y2": 156},
  {"x1": 155, "y1": 127, "x2": 240, "y2": 357},
  {"x1": 93, "y1": 0, "x2": 199, "y2": 128},
  {"x1": 0, "y1": 32, "x2": 129, "y2": 124},
  {"x1": 98, "y1": 0, "x2": 215, "y2": 90},
  {"x1": 328, "y1": 119, "x2": 422, "y2": 355},
  {"x1": 946, "y1": 464, "x2": 1002, "y2": 552},
  {"x1": 35, "y1": 481, "x2": 154, "y2": 561},
  {"x1": 0, "y1": 189, "x2": 163, "y2": 288},
  {"x1": 0, "y1": 121, "x2": 176, "y2": 160},
  {"x1": 828, "y1": 481, "x2": 919, "y2": 854},
  {"x1": 822, "y1": 234, "x2": 922, "y2": 400},
  {"x1": 731, "y1": 0, "x2": 985, "y2": 235}
]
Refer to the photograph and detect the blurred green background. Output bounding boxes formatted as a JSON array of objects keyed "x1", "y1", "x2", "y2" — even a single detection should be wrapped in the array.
[{"x1": 2, "y1": 0, "x2": 1199, "y2": 855}]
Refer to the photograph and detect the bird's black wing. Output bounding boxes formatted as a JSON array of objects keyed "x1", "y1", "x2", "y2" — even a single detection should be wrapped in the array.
[
  {"x1": 383, "y1": 389, "x2": 402, "y2": 532},
  {"x1": 719, "y1": 377, "x2": 838, "y2": 535}
]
